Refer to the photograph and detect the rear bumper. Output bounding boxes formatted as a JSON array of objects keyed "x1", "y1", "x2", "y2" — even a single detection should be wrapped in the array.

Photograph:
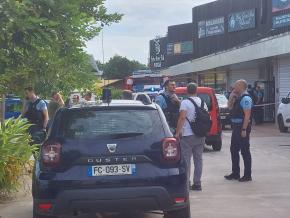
[
  {"x1": 34, "y1": 186, "x2": 188, "y2": 216},
  {"x1": 219, "y1": 111, "x2": 231, "y2": 124},
  {"x1": 220, "y1": 116, "x2": 231, "y2": 125}
]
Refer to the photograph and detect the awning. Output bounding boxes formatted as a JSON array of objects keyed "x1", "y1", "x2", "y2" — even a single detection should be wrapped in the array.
[{"x1": 161, "y1": 32, "x2": 290, "y2": 76}]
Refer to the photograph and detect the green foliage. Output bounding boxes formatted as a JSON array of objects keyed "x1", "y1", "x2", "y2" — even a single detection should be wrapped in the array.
[
  {"x1": 111, "y1": 88, "x2": 123, "y2": 99},
  {"x1": 101, "y1": 55, "x2": 148, "y2": 80},
  {"x1": 0, "y1": 0, "x2": 122, "y2": 97},
  {"x1": 0, "y1": 118, "x2": 37, "y2": 192}
]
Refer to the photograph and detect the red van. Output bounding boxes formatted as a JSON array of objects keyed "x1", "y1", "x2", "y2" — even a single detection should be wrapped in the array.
[{"x1": 175, "y1": 87, "x2": 222, "y2": 151}]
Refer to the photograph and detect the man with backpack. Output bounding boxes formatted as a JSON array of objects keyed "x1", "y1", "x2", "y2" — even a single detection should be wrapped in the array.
[
  {"x1": 155, "y1": 79, "x2": 180, "y2": 130},
  {"x1": 22, "y1": 87, "x2": 49, "y2": 142},
  {"x1": 175, "y1": 83, "x2": 210, "y2": 191}
]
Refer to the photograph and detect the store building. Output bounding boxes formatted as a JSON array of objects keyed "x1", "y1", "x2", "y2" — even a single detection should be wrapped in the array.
[
  {"x1": 166, "y1": 23, "x2": 194, "y2": 67},
  {"x1": 148, "y1": 0, "x2": 290, "y2": 122}
]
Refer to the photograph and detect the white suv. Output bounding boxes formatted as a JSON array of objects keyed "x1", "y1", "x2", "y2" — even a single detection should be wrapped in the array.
[{"x1": 277, "y1": 92, "x2": 290, "y2": 133}]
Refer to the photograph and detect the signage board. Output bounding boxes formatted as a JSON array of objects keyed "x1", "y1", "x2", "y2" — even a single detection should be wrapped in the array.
[
  {"x1": 174, "y1": 43, "x2": 181, "y2": 54},
  {"x1": 228, "y1": 9, "x2": 256, "y2": 32},
  {"x1": 149, "y1": 37, "x2": 167, "y2": 69},
  {"x1": 273, "y1": 13, "x2": 290, "y2": 28},
  {"x1": 167, "y1": 43, "x2": 174, "y2": 55},
  {"x1": 198, "y1": 21, "x2": 206, "y2": 38},
  {"x1": 206, "y1": 17, "x2": 225, "y2": 37},
  {"x1": 167, "y1": 41, "x2": 193, "y2": 55},
  {"x1": 272, "y1": 0, "x2": 290, "y2": 13},
  {"x1": 198, "y1": 17, "x2": 224, "y2": 38},
  {"x1": 180, "y1": 41, "x2": 193, "y2": 54}
]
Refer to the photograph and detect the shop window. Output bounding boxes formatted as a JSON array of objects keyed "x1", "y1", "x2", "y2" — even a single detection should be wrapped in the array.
[{"x1": 198, "y1": 73, "x2": 227, "y2": 93}]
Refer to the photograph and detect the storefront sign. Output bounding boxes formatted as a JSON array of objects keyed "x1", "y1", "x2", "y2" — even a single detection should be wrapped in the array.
[
  {"x1": 228, "y1": 9, "x2": 256, "y2": 32},
  {"x1": 272, "y1": 0, "x2": 290, "y2": 13},
  {"x1": 150, "y1": 37, "x2": 167, "y2": 69},
  {"x1": 180, "y1": 41, "x2": 193, "y2": 54},
  {"x1": 206, "y1": 17, "x2": 225, "y2": 37},
  {"x1": 198, "y1": 21, "x2": 206, "y2": 38},
  {"x1": 167, "y1": 41, "x2": 193, "y2": 55},
  {"x1": 167, "y1": 43, "x2": 174, "y2": 55},
  {"x1": 174, "y1": 43, "x2": 181, "y2": 54},
  {"x1": 198, "y1": 18, "x2": 224, "y2": 38},
  {"x1": 273, "y1": 13, "x2": 290, "y2": 28}
]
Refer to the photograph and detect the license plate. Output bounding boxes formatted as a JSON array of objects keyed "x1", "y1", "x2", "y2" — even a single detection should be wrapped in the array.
[
  {"x1": 88, "y1": 164, "x2": 136, "y2": 177},
  {"x1": 220, "y1": 116, "x2": 226, "y2": 119}
]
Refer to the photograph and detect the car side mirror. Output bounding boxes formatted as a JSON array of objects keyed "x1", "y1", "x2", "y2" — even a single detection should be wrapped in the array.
[{"x1": 282, "y1": 98, "x2": 290, "y2": 104}]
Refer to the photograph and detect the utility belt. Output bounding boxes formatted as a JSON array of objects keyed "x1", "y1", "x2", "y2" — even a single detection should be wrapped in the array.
[{"x1": 231, "y1": 122, "x2": 252, "y2": 131}]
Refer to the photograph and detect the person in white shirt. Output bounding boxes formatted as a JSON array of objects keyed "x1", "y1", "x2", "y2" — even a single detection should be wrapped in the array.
[{"x1": 175, "y1": 83, "x2": 208, "y2": 191}]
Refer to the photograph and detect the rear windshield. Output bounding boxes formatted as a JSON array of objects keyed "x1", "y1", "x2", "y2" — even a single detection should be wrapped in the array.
[{"x1": 60, "y1": 109, "x2": 164, "y2": 139}]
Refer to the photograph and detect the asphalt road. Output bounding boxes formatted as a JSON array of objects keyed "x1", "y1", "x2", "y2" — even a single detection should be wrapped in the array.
[{"x1": 1, "y1": 124, "x2": 290, "y2": 218}]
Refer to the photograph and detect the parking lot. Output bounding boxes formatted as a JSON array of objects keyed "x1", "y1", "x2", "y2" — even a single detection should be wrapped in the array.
[{"x1": 1, "y1": 124, "x2": 290, "y2": 218}]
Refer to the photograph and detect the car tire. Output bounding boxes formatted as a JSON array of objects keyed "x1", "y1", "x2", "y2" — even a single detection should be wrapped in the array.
[
  {"x1": 278, "y1": 115, "x2": 288, "y2": 133},
  {"x1": 164, "y1": 205, "x2": 191, "y2": 218},
  {"x1": 212, "y1": 139, "x2": 222, "y2": 151}
]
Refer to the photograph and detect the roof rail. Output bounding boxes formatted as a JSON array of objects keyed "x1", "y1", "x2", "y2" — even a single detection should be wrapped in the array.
[{"x1": 70, "y1": 100, "x2": 103, "y2": 108}]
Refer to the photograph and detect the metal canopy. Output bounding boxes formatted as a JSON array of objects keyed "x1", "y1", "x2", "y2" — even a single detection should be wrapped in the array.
[{"x1": 161, "y1": 32, "x2": 290, "y2": 76}]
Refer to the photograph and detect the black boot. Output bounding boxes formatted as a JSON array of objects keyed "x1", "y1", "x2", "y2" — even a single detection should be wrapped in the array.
[
  {"x1": 239, "y1": 176, "x2": 252, "y2": 182},
  {"x1": 191, "y1": 184, "x2": 202, "y2": 191},
  {"x1": 224, "y1": 173, "x2": 240, "y2": 180}
]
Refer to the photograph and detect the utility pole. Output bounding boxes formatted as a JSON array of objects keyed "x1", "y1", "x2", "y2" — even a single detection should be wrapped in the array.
[
  {"x1": 101, "y1": 23, "x2": 105, "y2": 87},
  {"x1": 0, "y1": 94, "x2": 5, "y2": 123},
  {"x1": 102, "y1": 28, "x2": 105, "y2": 66}
]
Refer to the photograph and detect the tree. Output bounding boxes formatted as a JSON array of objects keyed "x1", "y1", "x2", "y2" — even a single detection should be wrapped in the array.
[
  {"x1": 0, "y1": 0, "x2": 122, "y2": 97},
  {"x1": 102, "y1": 55, "x2": 147, "y2": 79}
]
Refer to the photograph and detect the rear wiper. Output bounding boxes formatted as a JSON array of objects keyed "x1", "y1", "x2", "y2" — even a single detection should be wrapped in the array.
[{"x1": 110, "y1": 132, "x2": 144, "y2": 139}]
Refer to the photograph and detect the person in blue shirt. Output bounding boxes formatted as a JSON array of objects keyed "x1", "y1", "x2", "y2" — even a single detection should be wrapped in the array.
[
  {"x1": 225, "y1": 80, "x2": 253, "y2": 182},
  {"x1": 155, "y1": 80, "x2": 180, "y2": 129}
]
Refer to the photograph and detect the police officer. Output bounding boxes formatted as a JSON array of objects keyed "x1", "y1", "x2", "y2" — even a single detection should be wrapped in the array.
[
  {"x1": 22, "y1": 87, "x2": 49, "y2": 141},
  {"x1": 225, "y1": 80, "x2": 253, "y2": 182},
  {"x1": 155, "y1": 79, "x2": 180, "y2": 129},
  {"x1": 253, "y1": 85, "x2": 264, "y2": 125}
]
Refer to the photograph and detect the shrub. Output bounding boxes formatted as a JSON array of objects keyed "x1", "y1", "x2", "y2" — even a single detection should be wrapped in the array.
[
  {"x1": 0, "y1": 118, "x2": 37, "y2": 193},
  {"x1": 111, "y1": 88, "x2": 123, "y2": 99}
]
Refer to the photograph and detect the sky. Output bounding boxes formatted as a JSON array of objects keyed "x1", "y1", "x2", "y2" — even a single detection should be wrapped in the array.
[{"x1": 85, "y1": 0, "x2": 215, "y2": 65}]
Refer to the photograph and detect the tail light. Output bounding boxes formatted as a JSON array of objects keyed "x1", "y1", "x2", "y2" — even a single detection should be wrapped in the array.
[
  {"x1": 42, "y1": 142, "x2": 62, "y2": 166},
  {"x1": 38, "y1": 203, "x2": 52, "y2": 212},
  {"x1": 162, "y1": 138, "x2": 180, "y2": 163},
  {"x1": 174, "y1": 197, "x2": 186, "y2": 204}
]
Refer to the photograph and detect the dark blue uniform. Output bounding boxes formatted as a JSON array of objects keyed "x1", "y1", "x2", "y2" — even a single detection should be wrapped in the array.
[{"x1": 230, "y1": 94, "x2": 253, "y2": 178}]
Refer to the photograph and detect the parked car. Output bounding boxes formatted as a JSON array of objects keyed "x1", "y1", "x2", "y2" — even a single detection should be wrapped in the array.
[
  {"x1": 277, "y1": 92, "x2": 290, "y2": 133},
  {"x1": 4, "y1": 97, "x2": 22, "y2": 119},
  {"x1": 215, "y1": 94, "x2": 231, "y2": 129},
  {"x1": 32, "y1": 100, "x2": 190, "y2": 218},
  {"x1": 133, "y1": 92, "x2": 152, "y2": 104},
  {"x1": 175, "y1": 87, "x2": 222, "y2": 151}
]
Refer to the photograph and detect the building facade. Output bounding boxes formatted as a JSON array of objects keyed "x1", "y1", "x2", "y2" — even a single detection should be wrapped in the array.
[{"x1": 148, "y1": 0, "x2": 290, "y2": 122}]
